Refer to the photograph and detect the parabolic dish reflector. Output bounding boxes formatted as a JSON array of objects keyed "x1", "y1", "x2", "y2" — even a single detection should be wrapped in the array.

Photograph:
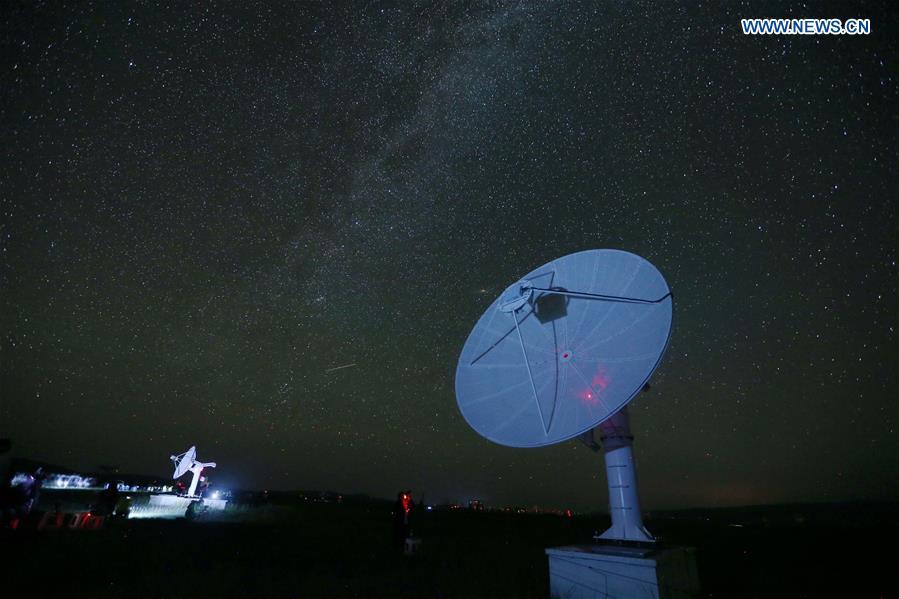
[
  {"x1": 173, "y1": 446, "x2": 196, "y2": 478},
  {"x1": 455, "y1": 249, "x2": 672, "y2": 448}
]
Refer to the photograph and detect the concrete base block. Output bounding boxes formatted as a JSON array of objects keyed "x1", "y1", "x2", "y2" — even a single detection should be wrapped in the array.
[
  {"x1": 127, "y1": 494, "x2": 227, "y2": 519},
  {"x1": 546, "y1": 544, "x2": 699, "y2": 599}
]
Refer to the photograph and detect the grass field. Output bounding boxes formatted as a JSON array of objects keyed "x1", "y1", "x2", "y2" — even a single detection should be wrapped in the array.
[{"x1": 4, "y1": 500, "x2": 896, "y2": 598}]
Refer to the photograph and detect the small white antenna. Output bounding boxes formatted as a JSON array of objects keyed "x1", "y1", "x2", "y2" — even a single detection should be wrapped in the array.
[{"x1": 170, "y1": 445, "x2": 217, "y2": 497}]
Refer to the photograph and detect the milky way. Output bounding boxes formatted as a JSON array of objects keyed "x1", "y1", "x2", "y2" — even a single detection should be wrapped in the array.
[{"x1": 1, "y1": 2, "x2": 895, "y2": 509}]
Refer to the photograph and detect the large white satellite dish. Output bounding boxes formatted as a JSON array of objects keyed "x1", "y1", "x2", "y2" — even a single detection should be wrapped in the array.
[
  {"x1": 455, "y1": 249, "x2": 672, "y2": 542},
  {"x1": 170, "y1": 445, "x2": 216, "y2": 497}
]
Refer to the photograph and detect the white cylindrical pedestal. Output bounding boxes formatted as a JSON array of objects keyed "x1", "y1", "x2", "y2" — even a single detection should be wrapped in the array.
[{"x1": 598, "y1": 407, "x2": 653, "y2": 542}]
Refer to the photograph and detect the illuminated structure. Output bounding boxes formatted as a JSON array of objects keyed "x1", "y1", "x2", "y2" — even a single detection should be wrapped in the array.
[
  {"x1": 454, "y1": 250, "x2": 699, "y2": 598},
  {"x1": 170, "y1": 446, "x2": 216, "y2": 497}
]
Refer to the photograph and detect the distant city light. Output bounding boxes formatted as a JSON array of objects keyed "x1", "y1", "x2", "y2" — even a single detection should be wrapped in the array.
[
  {"x1": 12, "y1": 471, "x2": 172, "y2": 494},
  {"x1": 13, "y1": 472, "x2": 98, "y2": 489}
]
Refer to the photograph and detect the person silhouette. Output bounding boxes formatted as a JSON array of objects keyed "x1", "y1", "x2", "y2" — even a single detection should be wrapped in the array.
[
  {"x1": 93, "y1": 481, "x2": 120, "y2": 518},
  {"x1": 391, "y1": 490, "x2": 416, "y2": 551}
]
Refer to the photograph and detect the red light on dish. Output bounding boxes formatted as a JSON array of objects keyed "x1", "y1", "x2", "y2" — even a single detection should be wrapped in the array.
[
  {"x1": 580, "y1": 388, "x2": 598, "y2": 405},
  {"x1": 577, "y1": 365, "x2": 611, "y2": 406},
  {"x1": 592, "y1": 370, "x2": 610, "y2": 392}
]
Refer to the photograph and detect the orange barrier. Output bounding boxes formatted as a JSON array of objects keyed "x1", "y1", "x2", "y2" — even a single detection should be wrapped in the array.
[{"x1": 82, "y1": 514, "x2": 105, "y2": 529}]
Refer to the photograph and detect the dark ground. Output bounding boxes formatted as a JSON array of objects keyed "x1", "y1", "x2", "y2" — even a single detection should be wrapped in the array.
[{"x1": 3, "y1": 500, "x2": 897, "y2": 598}]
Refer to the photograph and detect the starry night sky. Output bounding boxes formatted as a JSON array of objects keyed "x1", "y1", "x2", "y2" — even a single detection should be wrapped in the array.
[{"x1": 1, "y1": 1, "x2": 896, "y2": 510}]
